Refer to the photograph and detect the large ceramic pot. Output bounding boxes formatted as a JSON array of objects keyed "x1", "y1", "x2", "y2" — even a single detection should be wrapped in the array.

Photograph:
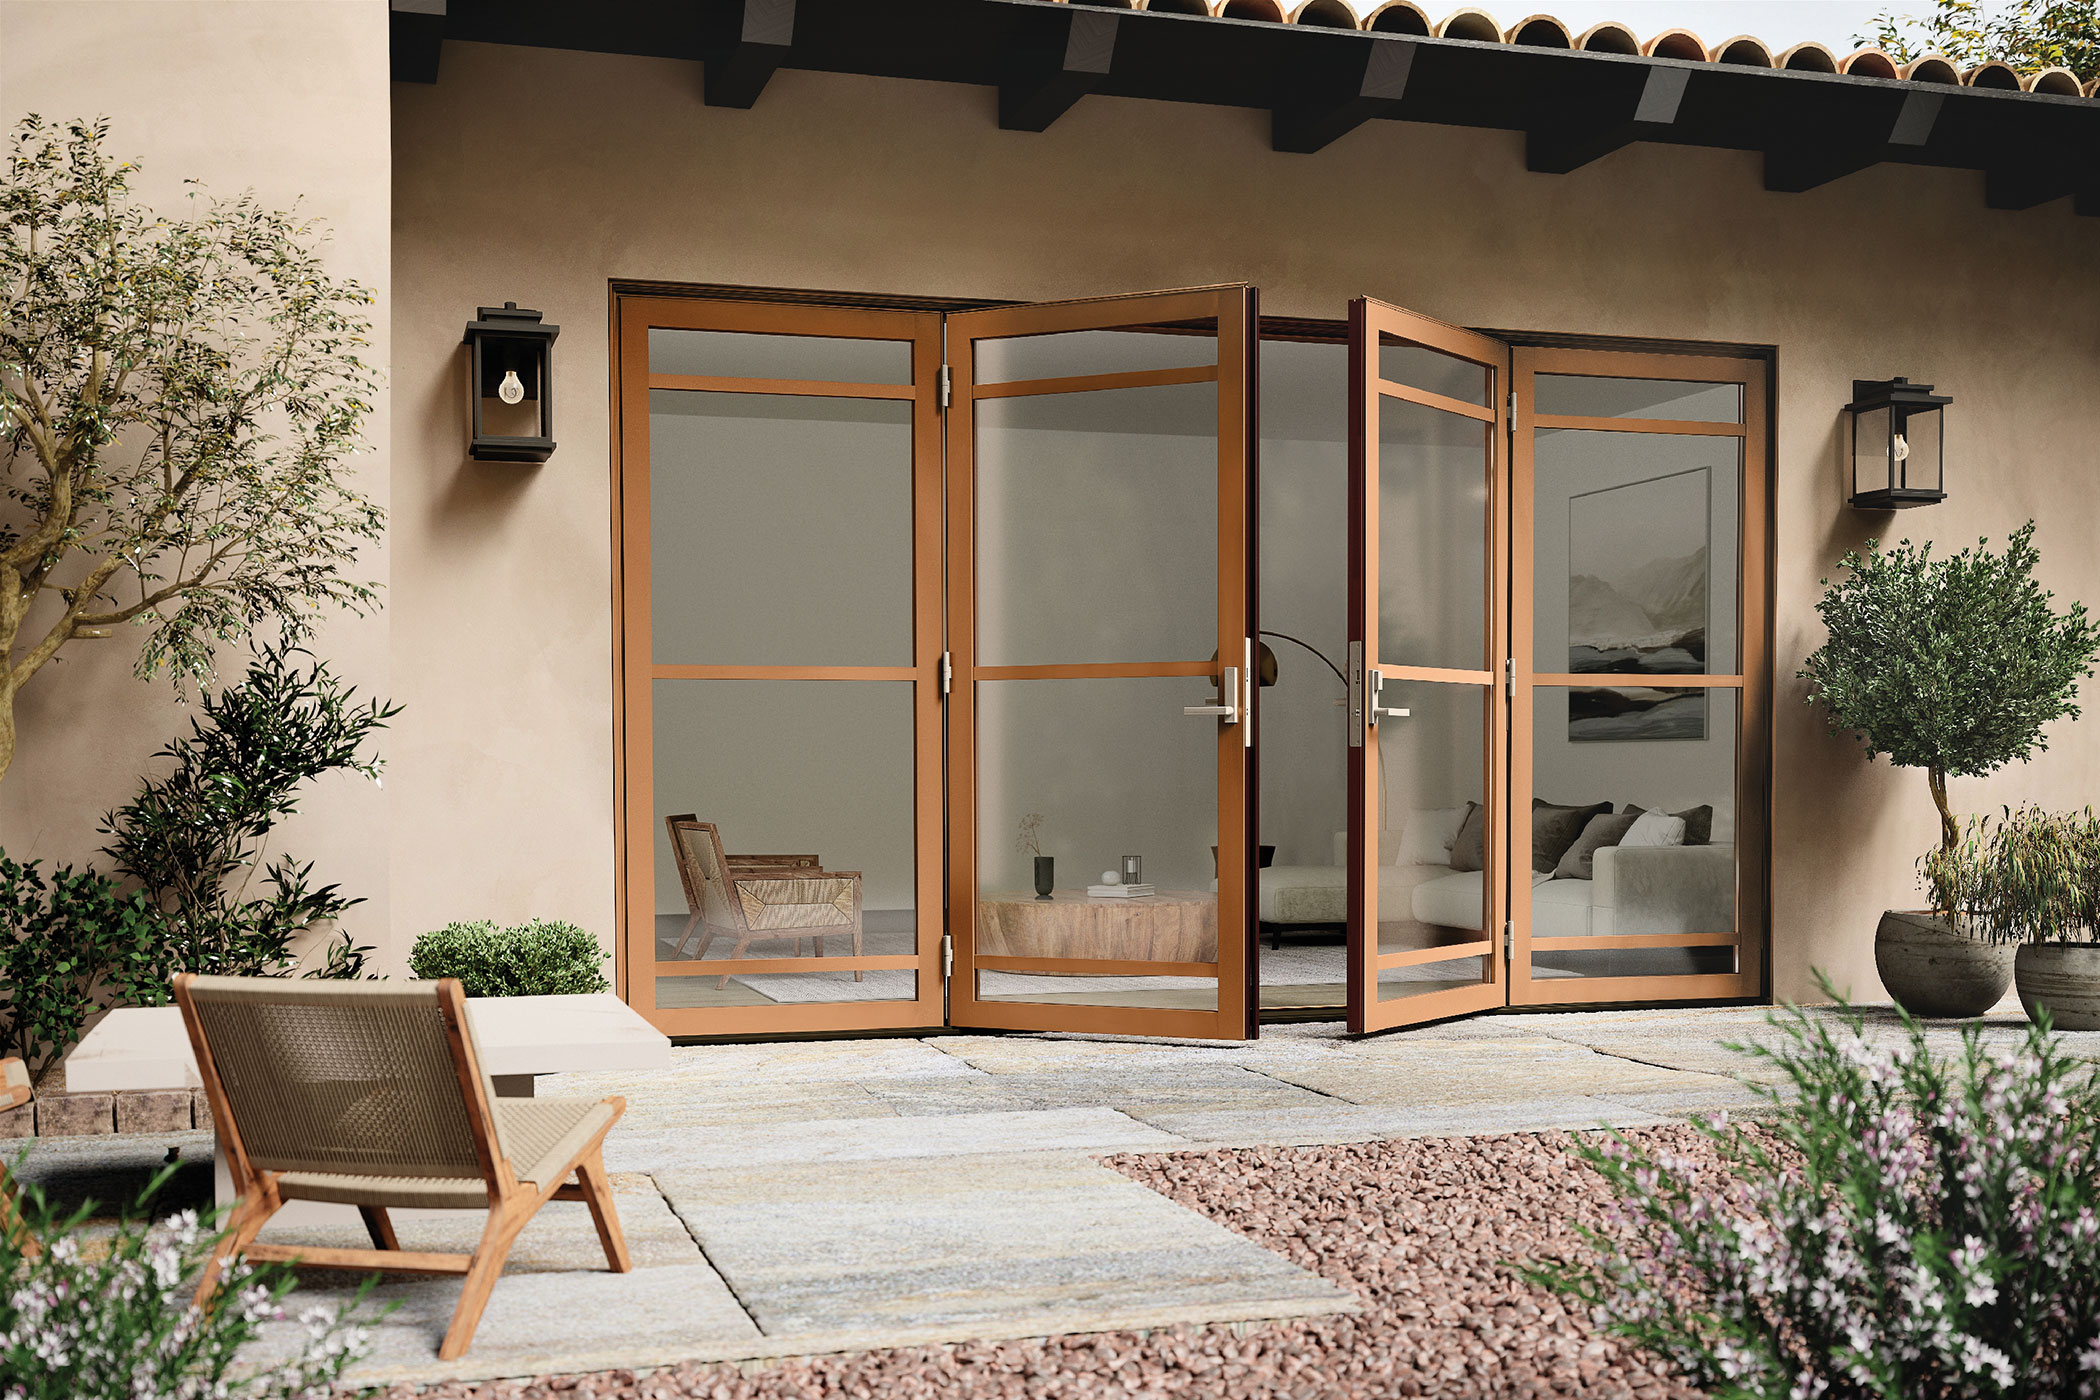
[
  {"x1": 1875, "y1": 910, "x2": 2015, "y2": 1018},
  {"x1": 2014, "y1": 942, "x2": 2100, "y2": 1031}
]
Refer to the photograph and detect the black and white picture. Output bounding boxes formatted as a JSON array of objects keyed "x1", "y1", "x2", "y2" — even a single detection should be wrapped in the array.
[{"x1": 1566, "y1": 467, "x2": 1710, "y2": 742}]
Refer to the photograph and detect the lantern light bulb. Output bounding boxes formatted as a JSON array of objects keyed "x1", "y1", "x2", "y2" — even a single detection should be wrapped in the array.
[
  {"x1": 498, "y1": 369, "x2": 525, "y2": 405},
  {"x1": 1891, "y1": 432, "x2": 1910, "y2": 463}
]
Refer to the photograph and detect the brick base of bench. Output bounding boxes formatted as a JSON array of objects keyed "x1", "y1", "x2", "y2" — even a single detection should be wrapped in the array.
[{"x1": 4, "y1": 1065, "x2": 208, "y2": 1139}]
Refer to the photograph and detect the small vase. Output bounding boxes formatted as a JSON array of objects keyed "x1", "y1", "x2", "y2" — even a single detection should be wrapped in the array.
[{"x1": 1033, "y1": 856, "x2": 1055, "y2": 901}]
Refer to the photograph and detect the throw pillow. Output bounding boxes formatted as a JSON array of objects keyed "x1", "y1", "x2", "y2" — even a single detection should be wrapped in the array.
[
  {"x1": 1395, "y1": 805, "x2": 1470, "y2": 867},
  {"x1": 1533, "y1": 798, "x2": 1613, "y2": 873},
  {"x1": 1623, "y1": 803, "x2": 1713, "y2": 846},
  {"x1": 1621, "y1": 809, "x2": 1688, "y2": 847},
  {"x1": 1448, "y1": 802, "x2": 1485, "y2": 872},
  {"x1": 1553, "y1": 810, "x2": 1641, "y2": 881}
]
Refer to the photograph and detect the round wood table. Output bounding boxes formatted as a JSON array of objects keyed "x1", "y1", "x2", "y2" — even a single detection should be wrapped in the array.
[{"x1": 976, "y1": 889, "x2": 1218, "y2": 964}]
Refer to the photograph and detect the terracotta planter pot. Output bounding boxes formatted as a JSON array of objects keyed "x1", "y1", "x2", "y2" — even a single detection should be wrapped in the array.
[
  {"x1": 1874, "y1": 910, "x2": 2015, "y2": 1019},
  {"x1": 2014, "y1": 942, "x2": 2100, "y2": 1032}
]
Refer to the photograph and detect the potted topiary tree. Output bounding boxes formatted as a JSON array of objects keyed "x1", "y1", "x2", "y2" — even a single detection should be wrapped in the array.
[{"x1": 1801, "y1": 522, "x2": 2100, "y2": 1017}]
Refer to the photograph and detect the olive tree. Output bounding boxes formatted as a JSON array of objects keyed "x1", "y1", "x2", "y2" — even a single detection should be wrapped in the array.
[
  {"x1": 1801, "y1": 522, "x2": 2100, "y2": 856},
  {"x1": 1865, "y1": 0, "x2": 2099, "y2": 83},
  {"x1": 0, "y1": 116, "x2": 382, "y2": 785}
]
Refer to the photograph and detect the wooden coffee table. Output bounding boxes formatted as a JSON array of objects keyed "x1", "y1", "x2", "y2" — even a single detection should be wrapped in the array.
[{"x1": 977, "y1": 890, "x2": 1218, "y2": 964}]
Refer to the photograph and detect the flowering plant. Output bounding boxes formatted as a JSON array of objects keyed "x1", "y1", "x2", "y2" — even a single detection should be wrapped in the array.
[
  {"x1": 1528, "y1": 987, "x2": 2100, "y2": 1398},
  {"x1": 0, "y1": 1164, "x2": 374, "y2": 1399}
]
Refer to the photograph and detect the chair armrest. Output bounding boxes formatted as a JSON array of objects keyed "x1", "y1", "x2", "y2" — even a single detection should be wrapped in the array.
[
  {"x1": 727, "y1": 853, "x2": 820, "y2": 868},
  {"x1": 1592, "y1": 843, "x2": 1734, "y2": 937}
]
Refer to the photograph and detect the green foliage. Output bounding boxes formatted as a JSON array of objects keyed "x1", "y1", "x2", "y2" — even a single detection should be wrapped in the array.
[
  {"x1": 1864, "y1": 0, "x2": 2100, "y2": 82},
  {"x1": 1800, "y1": 523, "x2": 2099, "y2": 852},
  {"x1": 0, "y1": 114, "x2": 384, "y2": 784},
  {"x1": 98, "y1": 640, "x2": 398, "y2": 978},
  {"x1": 0, "y1": 852, "x2": 164, "y2": 1078},
  {"x1": 409, "y1": 919, "x2": 611, "y2": 997},
  {"x1": 1526, "y1": 988, "x2": 2100, "y2": 1398},
  {"x1": 0, "y1": 1165, "x2": 374, "y2": 1398},
  {"x1": 1923, "y1": 805, "x2": 2100, "y2": 944}
]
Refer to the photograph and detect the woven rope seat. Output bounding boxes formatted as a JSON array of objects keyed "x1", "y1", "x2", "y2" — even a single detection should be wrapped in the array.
[{"x1": 278, "y1": 1098, "x2": 620, "y2": 1210}]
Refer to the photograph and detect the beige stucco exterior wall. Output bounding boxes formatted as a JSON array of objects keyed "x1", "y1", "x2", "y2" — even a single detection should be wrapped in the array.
[
  {"x1": 393, "y1": 41, "x2": 2100, "y2": 1006},
  {"x1": 0, "y1": 2, "x2": 394, "y2": 965}
]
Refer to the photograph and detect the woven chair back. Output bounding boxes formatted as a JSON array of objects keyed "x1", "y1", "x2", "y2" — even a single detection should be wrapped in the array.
[
  {"x1": 183, "y1": 978, "x2": 492, "y2": 1179},
  {"x1": 667, "y1": 817, "x2": 739, "y2": 930}
]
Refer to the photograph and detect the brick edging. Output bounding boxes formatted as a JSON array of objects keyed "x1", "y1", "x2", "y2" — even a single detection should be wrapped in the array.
[{"x1": 3, "y1": 1068, "x2": 210, "y2": 1139}]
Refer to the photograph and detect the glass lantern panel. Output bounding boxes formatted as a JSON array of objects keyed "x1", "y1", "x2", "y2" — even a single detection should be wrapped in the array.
[
  {"x1": 1852, "y1": 406, "x2": 1892, "y2": 497},
  {"x1": 1901, "y1": 406, "x2": 1943, "y2": 493}
]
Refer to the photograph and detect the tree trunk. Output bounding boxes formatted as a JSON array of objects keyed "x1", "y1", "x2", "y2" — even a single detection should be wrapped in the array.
[
  {"x1": 0, "y1": 665, "x2": 14, "y2": 787},
  {"x1": 1927, "y1": 765, "x2": 1959, "y2": 856}
]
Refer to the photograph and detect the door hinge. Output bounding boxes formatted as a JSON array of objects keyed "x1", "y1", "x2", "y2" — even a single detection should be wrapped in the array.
[
  {"x1": 1347, "y1": 640, "x2": 1365, "y2": 748},
  {"x1": 938, "y1": 364, "x2": 952, "y2": 408},
  {"x1": 941, "y1": 933, "x2": 954, "y2": 980},
  {"x1": 940, "y1": 650, "x2": 953, "y2": 696},
  {"x1": 1504, "y1": 922, "x2": 1514, "y2": 964},
  {"x1": 1504, "y1": 658, "x2": 1515, "y2": 698}
]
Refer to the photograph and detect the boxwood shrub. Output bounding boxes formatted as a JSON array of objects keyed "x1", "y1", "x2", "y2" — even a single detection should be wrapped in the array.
[{"x1": 408, "y1": 919, "x2": 609, "y2": 997}]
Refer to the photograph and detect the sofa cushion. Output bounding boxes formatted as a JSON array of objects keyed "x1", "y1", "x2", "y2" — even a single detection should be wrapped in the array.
[
  {"x1": 1530, "y1": 877, "x2": 1596, "y2": 938},
  {"x1": 1448, "y1": 802, "x2": 1485, "y2": 872},
  {"x1": 1533, "y1": 798, "x2": 1613, "y2": 873},
  {"x1": 1622, "y1": 810, "x2": 1687, "y2": 847},
  {"x1": 1554, "y1": 810, "x2": 1640, "y2": 881},
  {"x1": 1396, "y1": 806, "x2": 1470, "y2": 867},
  {"x1": 1624, "y1": 803, "x2": 1713, "y2": 845},
  {"x1": 1411, "y1": 869, "x2": 1578, "y2": 936}
]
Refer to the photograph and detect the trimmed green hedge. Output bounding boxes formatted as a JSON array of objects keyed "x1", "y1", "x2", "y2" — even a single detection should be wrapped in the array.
[{"x1": 408, "y1": 919, "x2": 609, "y2": 997}]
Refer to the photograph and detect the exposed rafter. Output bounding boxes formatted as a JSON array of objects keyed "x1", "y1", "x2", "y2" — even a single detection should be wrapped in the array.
[
  {"x1": 389, "y1": 0, "x2": 444, "y2": 85},
  {"x1": 705, "y1": 0, "x2": 797, "y2": 109},
  {"x1": 999, "y1": 6, "x2": 1119, "y2": 133}
]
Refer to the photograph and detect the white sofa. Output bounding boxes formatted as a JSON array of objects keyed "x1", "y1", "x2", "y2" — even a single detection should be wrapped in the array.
[{"x1": 1258, "y1": 829, "x2": 1734, "y2": 974}]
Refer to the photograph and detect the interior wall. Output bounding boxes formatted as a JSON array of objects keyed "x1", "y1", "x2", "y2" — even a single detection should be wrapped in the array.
[
  {"x1": 391, "y1": 43, "x2": 2100, "y2": 1003},
  {"x1": 0, "y1": 2, "x2": 393, "y2": 967}
]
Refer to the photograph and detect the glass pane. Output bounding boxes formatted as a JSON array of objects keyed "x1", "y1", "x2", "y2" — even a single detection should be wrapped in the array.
[
  {"x1": 1535, "y1": 375, "x2": 1742, "y2": 423},
  {"x1": 975, "y1": 327, "x2": 1215, "y2": 384},
  {"x1": 653, "y1": 680, "x2": 918, "y2": 1008},
  {"x1": 650, "y1": 391, "x2": 913, "y2": 667},
  {"x1": 1902, "y1": 407, "x2": 1942, "y2": 493},
  {"x1": 976, "y1": 382, "x2": 1218, "y2": 666},
  {"x1": 648, "y1": 328, "x2": 912, "y2": 385},
  {"x1": 1852, "y1": 406, "x2": 1892, "y2": 496},
  {"x1": 1378, "y1": 336, "x2": 1489, "y2": 406},
  {"x1": 1376, "y1": 680, "x2": 1492, "y2": 1002},
  {"x1": 1532, "y1": 430, "x2": 1741, "y2": 676},
  {"x1": 1529, "y1": 684, "x2": 1739, "y2": 979},
  {"x1": 1256, "y1": 338, "x2": 1349, "y2": 1012},
  {"x1": 1378, "y1": 395, "x2": 1489, "y2": 673},
  {"x1": 975, "y1": 676, "x2": 1218, "y2": 1013}
]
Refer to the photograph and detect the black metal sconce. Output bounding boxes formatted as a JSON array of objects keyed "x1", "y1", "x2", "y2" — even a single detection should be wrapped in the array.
[
  {"x1": 463, "y1": 302, "x2": 559, "y2": 463},
  {"x1": 1846, "y1": 376, "x2": 1950, "y2": 509}
]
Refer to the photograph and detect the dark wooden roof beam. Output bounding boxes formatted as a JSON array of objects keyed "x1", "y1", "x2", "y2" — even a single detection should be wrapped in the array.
[
  {"x1": 1000, "y1": 7, "x2": 1119, "y2": 132},
  {"x1": 1525, "y1": 62, "x2": 1687, "y2": 174},
  {"x1": 1271, "y1": 34, "x2": 1414, "y2": 155},
  {"x1": 705, "y1": 0, "x2": 797, "y2": 109},
  {"x1": 390, "y1": 0, "x2": 445, "y2": 84}
]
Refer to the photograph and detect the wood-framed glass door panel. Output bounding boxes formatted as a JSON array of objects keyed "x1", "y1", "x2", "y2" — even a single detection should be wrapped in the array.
[
  {"x1": 947, "y1": 287, "x2": 1256, "y2": 1040},
  {"x1": 614, "y1": 296, "x2": 946, "y2": 1037},
  {"x1": 1347, "y1": 299, "x2": 1511, "y2": 1035},
  {"x1": 1509, "y1": 346, "x2": 1769, "y2": 1005}
]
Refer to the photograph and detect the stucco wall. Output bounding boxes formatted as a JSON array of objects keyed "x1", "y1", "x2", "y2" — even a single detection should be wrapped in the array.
[
  {"x1": 392, "y1": 41, "x2": 2100, "y2": 1006},
  {"x1": 0, "y1": 3, "x2": 394, "y2": 964}
]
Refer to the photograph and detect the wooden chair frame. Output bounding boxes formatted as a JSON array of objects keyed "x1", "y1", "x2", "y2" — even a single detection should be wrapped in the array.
[
  {"x1": 174, "y1": 975, "x2": 632, "y2": 1361},
  {"x1": 0, "y1": 1057, "x2": 35, "y2": 1258},
  {"x1": 664, "y1": 814, "x2": 865, "y2": 988}
]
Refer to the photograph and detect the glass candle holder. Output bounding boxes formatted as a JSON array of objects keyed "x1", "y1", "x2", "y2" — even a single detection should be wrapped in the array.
[{"x1": 1122, "y1": 854, "x2": 1142, "y2": 885}]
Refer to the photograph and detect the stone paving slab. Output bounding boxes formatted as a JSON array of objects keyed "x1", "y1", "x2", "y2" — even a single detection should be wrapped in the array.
[
  {"x1": 1268, "y1": 1035, "x2": 1741, "y2": 1105},
  {"x1": 657, "y1": 1151, "x2": 1356, "y2": 1339},
  {"x1": 1135, "y1": 1094, "x2": 1670, "y2": 1146},
  {"x1": 620, "y1": 1105, "x2": 1185, "y2": 1173}
]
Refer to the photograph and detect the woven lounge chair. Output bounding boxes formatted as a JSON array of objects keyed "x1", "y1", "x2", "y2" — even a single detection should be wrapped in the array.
[
  {"x1": 665, "y1": 815, "x2": 863, "y2": 988},
  {"x1": 174, "y1": 975, "x2": 631, "y2": 1360},
  {"x1": 0, "y1": 1057, "x2": 35, "y2": 1257}
]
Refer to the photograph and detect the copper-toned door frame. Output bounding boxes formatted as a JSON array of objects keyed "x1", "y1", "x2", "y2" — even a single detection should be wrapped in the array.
[
  {"x1": 1507, "y1": 346, "x2": 1771, "y2": 1005},
  {"x1": 1346, "y1": 298, "x2": 1512, "y2": 1035},
  {"x1": 612, "y1": 294, "x2": 947, "y2": 1037},
  {"x1": 945, "y1": 286, "x2": 1258, "y2": 1041}
]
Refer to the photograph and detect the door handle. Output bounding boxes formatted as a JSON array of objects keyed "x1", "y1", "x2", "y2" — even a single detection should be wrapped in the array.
[
  {"x1": 1183, "y1": 665, "x2": 1241, "y2": 723},
  {"x1": 1368, "y1": 667, "x2": 1410, "y2": 724}
]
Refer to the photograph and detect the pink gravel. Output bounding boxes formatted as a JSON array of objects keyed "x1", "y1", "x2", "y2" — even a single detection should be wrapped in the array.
[{"x1": 370, "y1": 1127, "x2": 1712, "y2": 1400}]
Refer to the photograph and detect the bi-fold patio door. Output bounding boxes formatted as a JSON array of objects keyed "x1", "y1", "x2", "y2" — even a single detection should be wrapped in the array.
[
  {"x1": 616, "y1": 286, "x2": 1256, "y2": 1041},
  {"x1": 1347, "y1": 298, "x2": 1770, "y2": 1034}
]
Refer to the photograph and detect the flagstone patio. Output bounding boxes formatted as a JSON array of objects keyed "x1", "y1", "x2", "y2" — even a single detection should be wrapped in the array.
[{"x1": 15, "y1": 1001, "x2": 2092, "y2": 1389}]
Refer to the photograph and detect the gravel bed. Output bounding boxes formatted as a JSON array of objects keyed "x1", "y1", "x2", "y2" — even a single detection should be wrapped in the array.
[{"x1": 371, "y1": 1128, "x2": 1711, "y2": 1400}]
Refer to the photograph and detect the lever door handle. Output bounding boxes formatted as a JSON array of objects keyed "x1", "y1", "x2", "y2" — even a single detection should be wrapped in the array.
[
  {"x1": 1182, "y1": 666, "x2": 1241, "y2": 723},
  {"x1": 1374, "y1": 706, "x2": 1411, "y2": 719}
]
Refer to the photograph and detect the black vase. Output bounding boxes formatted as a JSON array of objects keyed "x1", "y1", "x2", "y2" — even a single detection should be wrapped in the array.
[{"x1": 1033, "y1": 855, "x2": 1055, "y2": 901}]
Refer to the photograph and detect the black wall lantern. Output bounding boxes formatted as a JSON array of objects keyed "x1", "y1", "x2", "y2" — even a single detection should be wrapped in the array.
[
  {"x1": 463, "y1": 302, "x2": 559, "y2": 463},
  {"x1": 1846, "y1": 376, "x2": 1950, "y2": 509}
]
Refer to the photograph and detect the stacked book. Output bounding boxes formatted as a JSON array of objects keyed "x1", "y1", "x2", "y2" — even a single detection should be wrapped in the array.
[{"x1": 1086, "y1": 883, "x2": 1156, "y2": 899}]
